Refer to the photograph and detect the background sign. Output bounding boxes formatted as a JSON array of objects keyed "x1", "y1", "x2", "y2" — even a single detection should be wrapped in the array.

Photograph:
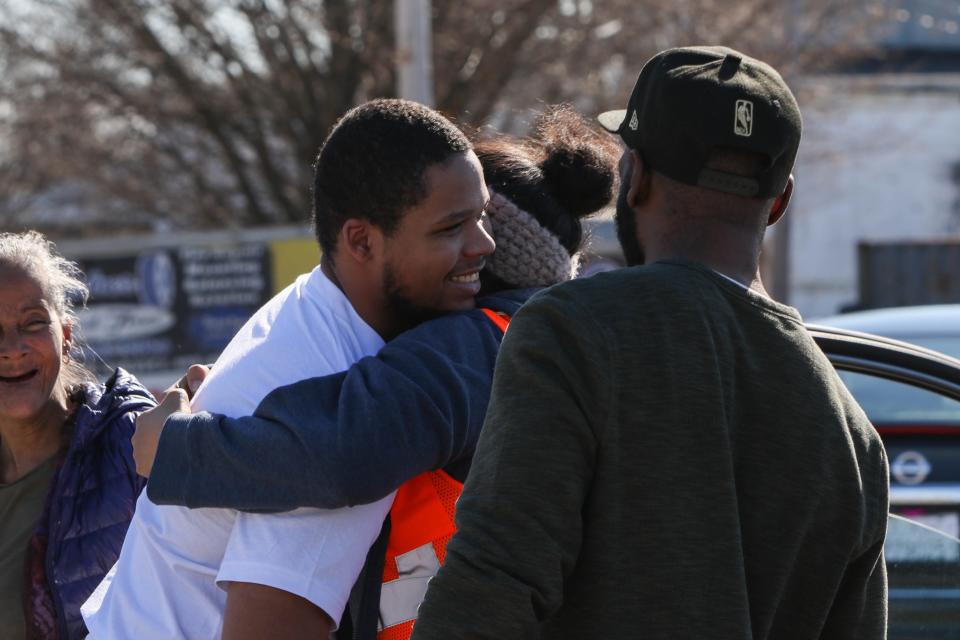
[{"x1": 73, "y1": 236, "x2": 319, "y2": 389}]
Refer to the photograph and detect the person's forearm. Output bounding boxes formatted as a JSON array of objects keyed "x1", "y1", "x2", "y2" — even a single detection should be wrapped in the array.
[
  {"x1": 221, "y1": 582, "x2": 333, "y2": 640},
  {"x1": 147, "y1": 311, "x2": 503, "y2": 511}
]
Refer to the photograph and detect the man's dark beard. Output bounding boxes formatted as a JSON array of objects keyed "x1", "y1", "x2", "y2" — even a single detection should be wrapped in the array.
[
  {"x1": 383, "y1": 262, "x2": 443, "y2": 335},
  {"x1": 614, "y1": 183, "x2": 645, "y2": 266}
]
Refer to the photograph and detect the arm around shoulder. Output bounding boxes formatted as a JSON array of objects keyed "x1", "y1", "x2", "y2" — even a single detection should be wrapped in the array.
[{"x1": 147, "y1": 310, "x2": 505, "y2": 511}]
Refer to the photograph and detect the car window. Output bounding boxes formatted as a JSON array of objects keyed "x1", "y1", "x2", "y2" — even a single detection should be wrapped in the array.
[
  {"x1": 886, "y1": 514, "x2": 960, "y2": 637},
  {"x1": 837, "y1": 371, "x2": 960, "y2": 425}
]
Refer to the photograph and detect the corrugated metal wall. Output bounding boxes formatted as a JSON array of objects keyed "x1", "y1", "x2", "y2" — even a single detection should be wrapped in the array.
[{"x1": 858, "y1": 240, "x2": 960, "y2": 308}]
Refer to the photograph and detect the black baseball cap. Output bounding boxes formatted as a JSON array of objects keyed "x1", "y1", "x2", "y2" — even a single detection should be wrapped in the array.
[{"x1": 598, "y1": 46, "x2": 801, "y2": 198}]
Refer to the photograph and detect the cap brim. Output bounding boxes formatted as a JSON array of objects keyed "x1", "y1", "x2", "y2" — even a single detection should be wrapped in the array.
[{"x1": 597, "y1": 109, "x2": 627, "y2": 133}]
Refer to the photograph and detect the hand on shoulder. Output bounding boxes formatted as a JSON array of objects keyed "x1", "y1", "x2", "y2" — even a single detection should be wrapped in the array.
[{"x1": 131, "y1": 364, "x2": 208, "y2": 477}]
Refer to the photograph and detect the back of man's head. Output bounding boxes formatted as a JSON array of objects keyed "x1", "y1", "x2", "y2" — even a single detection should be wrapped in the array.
[
  {"x1": 658, "y1": 146, "x2": 780, "y2": 224},
  {"x1": 600, "y1": 45, "x2": 802, "y2": 216},
  {"x1": 313, "y1": 99, "x2": 471, "y2": 255}
]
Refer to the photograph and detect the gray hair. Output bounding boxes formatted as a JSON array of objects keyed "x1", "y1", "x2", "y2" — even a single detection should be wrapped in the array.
[{"x1": 0, "y1": 230, "x2": 96, "y2": 389}]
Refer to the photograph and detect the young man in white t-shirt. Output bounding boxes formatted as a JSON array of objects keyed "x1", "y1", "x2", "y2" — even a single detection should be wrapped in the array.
[{"x1": 81, "y1": 99, "x2": 495, "y2": 639}]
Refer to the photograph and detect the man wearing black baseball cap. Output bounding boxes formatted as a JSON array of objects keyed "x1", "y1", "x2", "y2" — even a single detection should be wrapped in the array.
[
  {"x1": 597, "y1": 45, "x2": 802, "y2": 271},
  {"x1": 412, "y1": 47, "x2": 888, "y2": 640}
]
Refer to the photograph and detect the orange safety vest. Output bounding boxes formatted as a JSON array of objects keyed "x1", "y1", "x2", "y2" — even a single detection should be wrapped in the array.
[{"x1": 376, "y1": 308, "x2": 510, "y2": 640}]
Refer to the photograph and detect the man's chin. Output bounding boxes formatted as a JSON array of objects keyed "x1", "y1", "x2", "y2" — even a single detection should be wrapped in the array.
[
  {"x1": 444, "y1": 296, "x2": 477, "y2": 311},
  {"x1": 386, "y1": 298, "x2": 446, "y2": 333}
]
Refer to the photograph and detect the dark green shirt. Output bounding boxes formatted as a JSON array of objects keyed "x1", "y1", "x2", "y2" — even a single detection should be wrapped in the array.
[
  {"x1": 0, "y1": 456, "x2": 57, "y2": 640},
  {"x1": 412, "y1": 260, "x2": 889, "y2": 640}
]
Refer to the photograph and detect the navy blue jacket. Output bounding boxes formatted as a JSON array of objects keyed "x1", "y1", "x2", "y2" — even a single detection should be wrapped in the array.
[
  {"x1": 25, "y1": 368, "x2": 155, "y2": 640},
  {"x1": 147, "y1": 290, "x2": 532, "y2": 511}
]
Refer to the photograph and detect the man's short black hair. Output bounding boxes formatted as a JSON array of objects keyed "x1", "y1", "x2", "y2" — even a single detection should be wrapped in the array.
[{"x1": 313, "y1": 99, "x2": 472, "y2": 255}]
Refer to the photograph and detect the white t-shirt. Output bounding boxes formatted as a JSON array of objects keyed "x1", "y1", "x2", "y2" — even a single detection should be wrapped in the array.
[{"x1": 82, "y1": 267, "x2": 392, "y2": 639}]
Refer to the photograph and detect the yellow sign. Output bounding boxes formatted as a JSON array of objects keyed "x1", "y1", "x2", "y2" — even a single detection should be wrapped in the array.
[{"x1": 270, "y1": 238, "x2": 321, "y2": 293}]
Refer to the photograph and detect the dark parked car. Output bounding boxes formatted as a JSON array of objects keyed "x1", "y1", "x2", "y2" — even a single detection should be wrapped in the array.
[
  {"x1": 813, "y1": 306, "x2": 960, "y2": 540},
  {"x1": 809, "y1": 314, "x2": 960, "y2": 638}
]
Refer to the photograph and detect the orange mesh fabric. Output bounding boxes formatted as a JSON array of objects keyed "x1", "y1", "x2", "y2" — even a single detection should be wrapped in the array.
[
  {"x1": 381, "y1": 471, "x2": 462, "y2": 581},
  {"x1": 380, "y1": 620, "x2": 415, "y2": 640},
  {"x1": 378, "y1": 471, "x2": 464, "y2": 639},
  {"x1": 427, "y1": 471, "x2": 460, "y2": 521},
  {"x1": 382, "y1": 552, "x2": 400, "y2": 582},
  {"x1": 433, "y1": 533, "x2": 453, "y2": 565}
]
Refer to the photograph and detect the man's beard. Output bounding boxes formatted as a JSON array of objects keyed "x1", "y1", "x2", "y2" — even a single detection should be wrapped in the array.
[
  {"x1": 383, "y1": 262, "x2": 443, "y2": 335},
  {"x1": 614, "y1": 183, "x2": 645, "y2": 266}
]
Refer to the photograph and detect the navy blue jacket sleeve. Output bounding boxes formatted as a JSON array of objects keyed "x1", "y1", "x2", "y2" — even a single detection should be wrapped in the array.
[{"x1": 146, "y1": 308, "x2": 506, "y2": 511}]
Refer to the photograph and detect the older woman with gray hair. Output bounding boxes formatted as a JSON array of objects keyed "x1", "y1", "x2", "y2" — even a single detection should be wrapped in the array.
[{"x1": 0, "y1": 231, "x2": 154, "y2": 640}]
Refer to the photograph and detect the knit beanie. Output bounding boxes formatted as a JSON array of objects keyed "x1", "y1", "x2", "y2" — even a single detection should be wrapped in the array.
[{"x1": 484, "y1": 188, "x2": 580, "y2": 288}]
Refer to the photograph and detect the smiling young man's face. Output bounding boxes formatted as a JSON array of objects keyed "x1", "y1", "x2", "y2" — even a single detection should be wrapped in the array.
[
  {"x1": 375, "y1": 150, "x2": 496, "y2": 332},
  {"x1": 0, "y1": 265, "x2": 70, "y2": 425}
]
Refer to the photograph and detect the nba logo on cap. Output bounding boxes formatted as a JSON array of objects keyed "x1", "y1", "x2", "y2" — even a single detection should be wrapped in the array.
[{"x1": 734, "y1": 100, "x2": 753, "y2": 137}]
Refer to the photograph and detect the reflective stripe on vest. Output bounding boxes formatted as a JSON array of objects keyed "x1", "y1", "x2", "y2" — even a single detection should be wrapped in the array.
[
  {"x1": 377, "y1": 471, "x2": 459, "y2": 637},
  {"x1": 377, "y1": 308, "x2": 510, "y2": 640}
]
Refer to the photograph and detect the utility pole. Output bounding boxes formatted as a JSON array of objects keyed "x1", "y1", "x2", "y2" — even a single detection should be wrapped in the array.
[
  {"x1": 395, "y1": 0, "x2": 434, "y2": 106},
  {"x1": 770, "y1": 0, "x2": 804, "y2": 304}
]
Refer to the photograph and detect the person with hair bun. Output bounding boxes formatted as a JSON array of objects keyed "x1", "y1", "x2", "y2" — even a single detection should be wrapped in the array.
[
  {"x1": 477, "y1": 105, "x2": 620, "y2": 292},
  {"x1": 0, "y1": 231, "x2": 155, "y2": 640},
  {"x1": 130, "y1": 105, "x2": 620, "y2": 640}
]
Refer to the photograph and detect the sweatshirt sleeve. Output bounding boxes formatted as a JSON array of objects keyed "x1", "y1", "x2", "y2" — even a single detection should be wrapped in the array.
[
  {"x1": 146, "y1": 310, "x2": 504, "y2": 511},
  {"x1": 819, "y1": 540, "x2": 888, "y2": 638},
  {"x1": 820, "y1": 456, "x2": 890, "y2": 639},
  {"x1": 411, "y1": 288, "x2": 613, "y2": 639}
]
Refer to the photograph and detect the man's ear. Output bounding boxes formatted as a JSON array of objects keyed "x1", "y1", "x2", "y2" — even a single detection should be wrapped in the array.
[
  {"x1": 626, "y1": 150, "x2": 652, "y2": 210},
  {"x1": 767, "y1": 175, "x2": 794, "y2": 227},
  {"x1": 338, "y1": 219, "x2": 378, "y2": 264}
]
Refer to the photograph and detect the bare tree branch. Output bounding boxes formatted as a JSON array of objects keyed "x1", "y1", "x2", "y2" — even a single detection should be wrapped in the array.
[{"x1": 0, "y1": 0, "x2": 880, "y2": 235}]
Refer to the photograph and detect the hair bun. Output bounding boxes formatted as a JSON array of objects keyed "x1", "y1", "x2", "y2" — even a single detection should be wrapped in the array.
[
  {"x1": 536, "y1": 106, "x2": 620, "y2": 219},
  {"x1": 471, "y1": 105, "x2": 621, "y2": 259}
]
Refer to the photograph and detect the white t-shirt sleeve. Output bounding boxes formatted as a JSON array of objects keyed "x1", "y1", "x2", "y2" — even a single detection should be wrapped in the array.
[
  {"x1": 82, "y1": 269, "x2": 392, "y2": 640},
  {"x1": 216, "y1": 496, "x2": 394, "y2": 626}
]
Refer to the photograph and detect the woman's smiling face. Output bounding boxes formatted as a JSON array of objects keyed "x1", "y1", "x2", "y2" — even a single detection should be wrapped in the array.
[{"x1": 0, "y1": 264, "x2": 71, "y2": 425}]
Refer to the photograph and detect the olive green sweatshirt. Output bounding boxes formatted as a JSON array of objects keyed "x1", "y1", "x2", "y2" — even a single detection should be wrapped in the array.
[{"x1": 411, "y1": 260, "x2": 889, "y2": 640}]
